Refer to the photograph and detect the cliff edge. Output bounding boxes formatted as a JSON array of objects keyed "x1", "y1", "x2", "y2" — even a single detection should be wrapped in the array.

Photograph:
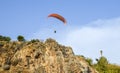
[{"x1": 0, "y1": 38, "x2": 97, "y2": 73}]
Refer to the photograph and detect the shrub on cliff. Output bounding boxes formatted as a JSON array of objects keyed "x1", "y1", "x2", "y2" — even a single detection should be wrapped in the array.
[
  {"x1": 17, "y1": 35, "x2": 25, "y2": 42},
  {"x1": 0, "y1": 35, "x2": 11, "y2": 42}
]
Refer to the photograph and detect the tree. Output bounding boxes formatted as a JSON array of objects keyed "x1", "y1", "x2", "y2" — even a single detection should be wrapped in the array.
[
  {"x1": 96, "y1": 56, "x2": 108, "y2": 72},
  {"x1": 0, "y1": 35, "x2": 11, "y2": 42},
  {"x1": 17, "y1": 35, "x2": 25, "y2": 42},
  {"x1": 100, "y1": 50, "x2": 103, "y2": 57},
  {"x1": 98, "y1": 56, "x2": 108, "y2": 66},
  {"x1": 4, "y1": 37, "x2": 11, "y2": 42}
]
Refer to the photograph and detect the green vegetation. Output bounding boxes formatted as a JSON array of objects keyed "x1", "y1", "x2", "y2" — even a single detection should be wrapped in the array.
[
  {"x1": 83, "y1": 50, "x2": 120, "y2": 73},
  {"x1": 85, "y1": 58, "x2": 93, "y2": 66},
  {"x1": 94, "y1": 56, "x2": 108, "y2": 72},
  {"x1": 0, "y1": 35, "x2": 11, "y2": 42},
  {"x1": 93, "y1": 56, "x2": 120, "y2": 73},
  {"x1": 93, "y1": 50, "x2": 120, "y2": 73},
  {"x1": 30, "y1": 39, "x2": 40, "y2": 43},
  {"x1": 17, "y1": 35, "x2": 25, "y2": 42}
]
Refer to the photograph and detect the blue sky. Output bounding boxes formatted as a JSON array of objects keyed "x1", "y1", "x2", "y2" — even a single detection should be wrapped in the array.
[{"x1": 0, "y1": 0, "x2": 120, "y2": 64}]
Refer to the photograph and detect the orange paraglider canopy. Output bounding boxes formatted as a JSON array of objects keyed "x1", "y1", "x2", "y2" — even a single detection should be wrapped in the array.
[{"x1": 48, "y1": 13, "x2": 66, "y2": 24}]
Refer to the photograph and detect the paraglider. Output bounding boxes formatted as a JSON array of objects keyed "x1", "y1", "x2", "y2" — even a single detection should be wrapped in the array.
[
  {"x1": 48, "y1": 13, "x2": 67, "y2": 33},
  {"x1": 48, "y1": 13, "x2": 66, "y2": 24},
  {"x1": 54, "y1": 30, "x2": 56, "y2": 33}
]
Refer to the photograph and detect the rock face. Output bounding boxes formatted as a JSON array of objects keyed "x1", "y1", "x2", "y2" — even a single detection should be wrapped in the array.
[{"x1": 0, "y1": 38, "x2": 98, "y2": 73}]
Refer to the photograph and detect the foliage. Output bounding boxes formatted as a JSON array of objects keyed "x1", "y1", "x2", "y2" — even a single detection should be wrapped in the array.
[
  {"x1": 94, "y1": 56, "x2": 120, "y2": 73},
  {"x1": 94, "y1": 56, "x2": 108, "y2": 72},
  {"x1": 0, "y1": 35, "x2": 11, "y2": 42},
  {"x1": 98, "y1": 56, "x2": 108, "y2": 66},
  {"x1": 30, "y1": 39, "x2": 40, "y2": 43},
  {"x1": 17, "y1": 35, "x2": 25, "y2": 42},
  {"x1": 85, "y1": 58, "x2": 93, "y2": 66}
]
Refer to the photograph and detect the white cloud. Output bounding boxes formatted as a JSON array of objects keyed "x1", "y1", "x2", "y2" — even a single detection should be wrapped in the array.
[
  {"x1": 31, "y1": 17, "x2": 120, "y2": 64},
  {"x1": 61, "y1": 17, "x2": 120, "y2": 64}
]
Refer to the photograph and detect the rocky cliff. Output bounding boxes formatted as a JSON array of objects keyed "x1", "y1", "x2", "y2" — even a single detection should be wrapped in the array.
[{"x1": 0, "y1": 38, "x2": 98, "y2": 73}]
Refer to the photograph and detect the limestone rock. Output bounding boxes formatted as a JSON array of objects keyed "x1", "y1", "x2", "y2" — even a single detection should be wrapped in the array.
[{"x1": 0, "y1": 39, "x2": 98, "y2": 73}]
